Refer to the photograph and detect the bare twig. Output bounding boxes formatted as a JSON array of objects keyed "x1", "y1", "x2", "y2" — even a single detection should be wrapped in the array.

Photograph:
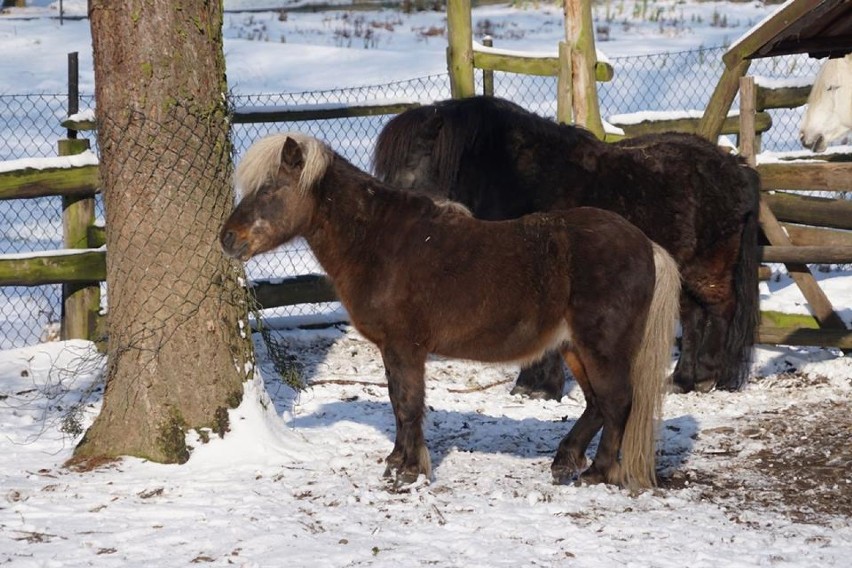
[{"x1": 447, "y1": 378, "x2": 513, "y2": 393}]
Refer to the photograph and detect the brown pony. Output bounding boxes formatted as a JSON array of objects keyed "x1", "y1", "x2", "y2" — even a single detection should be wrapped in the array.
[{"x1": 220, "y1": 132, "x2": 681, "y2": 490}]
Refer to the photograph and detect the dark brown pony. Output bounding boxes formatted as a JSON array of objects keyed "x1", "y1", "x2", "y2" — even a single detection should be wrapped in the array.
[
  {"x1": 220, "y1": 132, "x2": 680, "y2": 490},
  {"x1": 373, "y1": 96, "x2": 761, "y2": 397}
]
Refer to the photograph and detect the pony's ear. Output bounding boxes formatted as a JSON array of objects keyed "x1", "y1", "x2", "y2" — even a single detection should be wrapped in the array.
[{"x1": 281, "y1": 137, "x2": 304, "y2": 170}]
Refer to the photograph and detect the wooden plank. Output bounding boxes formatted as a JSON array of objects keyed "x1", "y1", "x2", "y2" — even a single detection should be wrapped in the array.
[
  {"x1": 60, "y1": 117, "x2": 97, "y2": 132},
  {"x1": 781, "y1": 224, "x2": 852, "y2": 247},
  {"x1": 0, "y1": 251, "x2": 106, "y2": 286},
  {"x1": 0, "y1": 165, "x2": 100, "y2": 200},
  {"x1": 761, "y1": 311, "x2": 818, "y2": 330},
  {"x1": 757, "y1": 162, "x2": 852, "y2": 191},
  {"x1": 472, "y1": 50, "x2": 614, "y2": 81},
  {"x1": 758, "y1": 326, "x2": 852, "y2": 349},
  {"x1": 760, "y1": 245, "x2": 852, "y2": 264},
  {"x1": 755, "y1": 84, "x2": 810, "y2": 110},
  {"x1": 251, "y1": 274, "x2": 337, "y2": 309},
  {"x1": 232, "y1": 102, "x2": 421, "y2": 124},
  {"x1": 763, "y1": 192, "x2": 852, "y2": 231},
  {"x1": 612, "y1": 112, "x2": 771, "y2": 138}
]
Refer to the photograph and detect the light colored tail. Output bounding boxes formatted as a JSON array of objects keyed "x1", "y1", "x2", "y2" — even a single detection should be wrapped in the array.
[{"x1": 620, "y1": 243, "x2": 681, "y2": 490}]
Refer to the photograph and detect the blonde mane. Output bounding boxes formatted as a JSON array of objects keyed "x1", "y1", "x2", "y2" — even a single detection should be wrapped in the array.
[{"x1": 234, "y1": 132, "x2": 333, "y2": 199}]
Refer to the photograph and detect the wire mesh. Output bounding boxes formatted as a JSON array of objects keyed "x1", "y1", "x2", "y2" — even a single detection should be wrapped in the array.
[{"x1": 0, "y1": 50, "x2": 840, "y2": 348}]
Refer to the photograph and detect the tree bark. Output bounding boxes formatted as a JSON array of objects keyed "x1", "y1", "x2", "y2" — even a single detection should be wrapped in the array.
[{"x1": 73, "y1": 1, "x2": 254, "y2": 464}]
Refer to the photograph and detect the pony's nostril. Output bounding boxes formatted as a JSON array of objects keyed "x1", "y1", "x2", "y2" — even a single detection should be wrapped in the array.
[{"x1": 221, "y1": 230, "x2": 236, "y2": 251}]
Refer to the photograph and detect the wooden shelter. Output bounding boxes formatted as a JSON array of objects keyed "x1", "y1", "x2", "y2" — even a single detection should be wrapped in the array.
[
  {"x1": 699, "y1": 0, "x2": 852, "y2": 349},
  {"x1": 699, "y1": 0, "x2": 852, "y2": 141}
]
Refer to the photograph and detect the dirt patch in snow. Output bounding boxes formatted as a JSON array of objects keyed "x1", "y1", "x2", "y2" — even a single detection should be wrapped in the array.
[{"x1": 662, "y1": 373, "x2": 851, "y2": 526}]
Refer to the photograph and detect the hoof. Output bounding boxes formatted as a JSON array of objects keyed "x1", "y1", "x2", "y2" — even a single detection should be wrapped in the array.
[
  {"x1": 551, "y1": 454, "x2": 587, "y2": 485},
  {"x1": 576, "y1": 468, "x2": 608, "y2": 487},
  {"x1": 383, "y1": 446, "x2": 431, "y2": 484},
  {"x1": 510, "y1": 384, "x2": 562, "y2": 401}
]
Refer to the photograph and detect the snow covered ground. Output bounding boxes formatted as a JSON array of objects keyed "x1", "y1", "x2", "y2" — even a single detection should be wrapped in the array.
[{"x1": 1, "y1": 1, "x2": 851, "y2": 566}]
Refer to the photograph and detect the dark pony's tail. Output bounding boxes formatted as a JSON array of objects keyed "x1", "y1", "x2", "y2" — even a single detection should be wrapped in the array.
[{"x1": 718, "y1": 166, "x2": 761, "y2": 390}]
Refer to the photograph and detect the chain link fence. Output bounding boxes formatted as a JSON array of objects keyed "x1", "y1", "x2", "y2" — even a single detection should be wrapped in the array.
[{"x1": 0, "y1": 49, "x2": 831, "y2": 348}]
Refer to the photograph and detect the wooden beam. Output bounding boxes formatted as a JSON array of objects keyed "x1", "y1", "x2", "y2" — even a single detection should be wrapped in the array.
[
  {"x1": 697, "y1": 59, "x2": 751, "y2": 142},
  {"x1": 0, "y1": 165, "x2": 100, "y2": 200},
  {"x1": 611, "y1": 112, "x2": 771, "y2": 138},
  {"x1": 781, "y1": 224, "x2": 852, "y2": 248},
  {"x1": 232, "y1": 102, "x2": 421, "y2": 124},
  {"x1": 472, "y1": 49, "x2": 614, "y2": 81},
  {"x1": 755, "y1": 84, "x2": 810, "y2": 110},
  {"x1": 0, "y1": 251, "x2": 106, "y2": 286},
  {"x1": 759, "y1": 245, "x2": 852, "y2": 264},
  {"x1": 251, "y1": 274, "x2": 336, "y2": 310},
  {"x1": 757, "y1": 162, "x2": 852, "y2": 192},
  {"x1": 758, "y1": 326, "x2": 852, "y2": 349},
  {"x1": 763, "y1": 192, "x2": 852, "y2": 231}
]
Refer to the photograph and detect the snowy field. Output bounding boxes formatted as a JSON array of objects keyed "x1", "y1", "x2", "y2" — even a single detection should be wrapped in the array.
[{"x1": 1, "y1": 1, "x2": 851, "y2": 566}]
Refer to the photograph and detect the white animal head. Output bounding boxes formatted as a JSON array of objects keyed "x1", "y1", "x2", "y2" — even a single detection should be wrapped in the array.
[{"x1": 799, "y1": 54, "x2": 852, "y2": 153}]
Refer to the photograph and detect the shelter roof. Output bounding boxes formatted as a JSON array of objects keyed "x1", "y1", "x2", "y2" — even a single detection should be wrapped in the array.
[{"x1": 724, "y1": 0, "x2": 852, "y2": 68}]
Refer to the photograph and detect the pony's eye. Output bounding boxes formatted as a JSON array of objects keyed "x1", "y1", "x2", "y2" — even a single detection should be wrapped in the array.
[{"x1": 826, "y1": 85, "x2": 840, "y2": 92}]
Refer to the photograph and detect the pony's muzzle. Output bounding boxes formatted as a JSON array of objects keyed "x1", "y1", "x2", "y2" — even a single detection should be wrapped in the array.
[
  {"x1": 800, "y1": 131, "x2": 826, "y2": 153},
  {"x1": 219, "y1": 228, "x2": 250, "y2": 260}
]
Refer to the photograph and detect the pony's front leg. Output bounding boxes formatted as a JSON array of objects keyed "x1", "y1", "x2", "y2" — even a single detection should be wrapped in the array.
[
  {"x1": 671, "y1": 295, "x2": 703, "y2": 393},
  {"x1": 380, "y1": 345, "x2": 430, "y2": 484}
]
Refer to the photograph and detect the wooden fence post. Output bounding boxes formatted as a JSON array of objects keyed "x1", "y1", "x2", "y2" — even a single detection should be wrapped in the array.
[
  {"x1": 60, "y1": 51, "x2": 100, "y2": 342},
  {"x1": 446, "y1": 0, "x2": 475, "y2": 99},
  {"x1": 563, "y1": 0, "x2": 604, "y2": 138},
  {"x1": 556, "y1": 41, "x2": 573, "y2": 125},
  {"x1": 482, "y1": 36, "x2": 494, "y2": 97},
  {"x1": 59, "y1": 139, "x2": 100, "y2": 342}
]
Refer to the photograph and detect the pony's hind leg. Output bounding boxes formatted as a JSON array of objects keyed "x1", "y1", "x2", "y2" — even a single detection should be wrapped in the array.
[
  {"x1": 551, "y1": 349, "x2": 600, "y2": 483},
  {"x1": 552, "y1": 346, "x2": 633, "y2": 487},
  {"x1": 380, "y1": 345, "x2": 431, "y2": 484},
  {"x1": 579, "y1": 356, "x2": 633, "y2": 486}
]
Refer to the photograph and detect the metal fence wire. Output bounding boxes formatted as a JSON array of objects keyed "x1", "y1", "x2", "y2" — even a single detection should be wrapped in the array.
[{"x1": 0, "y1": 49, "x2": 831, "y2": 348}]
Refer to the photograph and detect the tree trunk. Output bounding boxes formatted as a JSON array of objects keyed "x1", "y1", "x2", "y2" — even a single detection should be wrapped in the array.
[{"x1": 73, "y1": 1, "x2": 254, "y2": 464}]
